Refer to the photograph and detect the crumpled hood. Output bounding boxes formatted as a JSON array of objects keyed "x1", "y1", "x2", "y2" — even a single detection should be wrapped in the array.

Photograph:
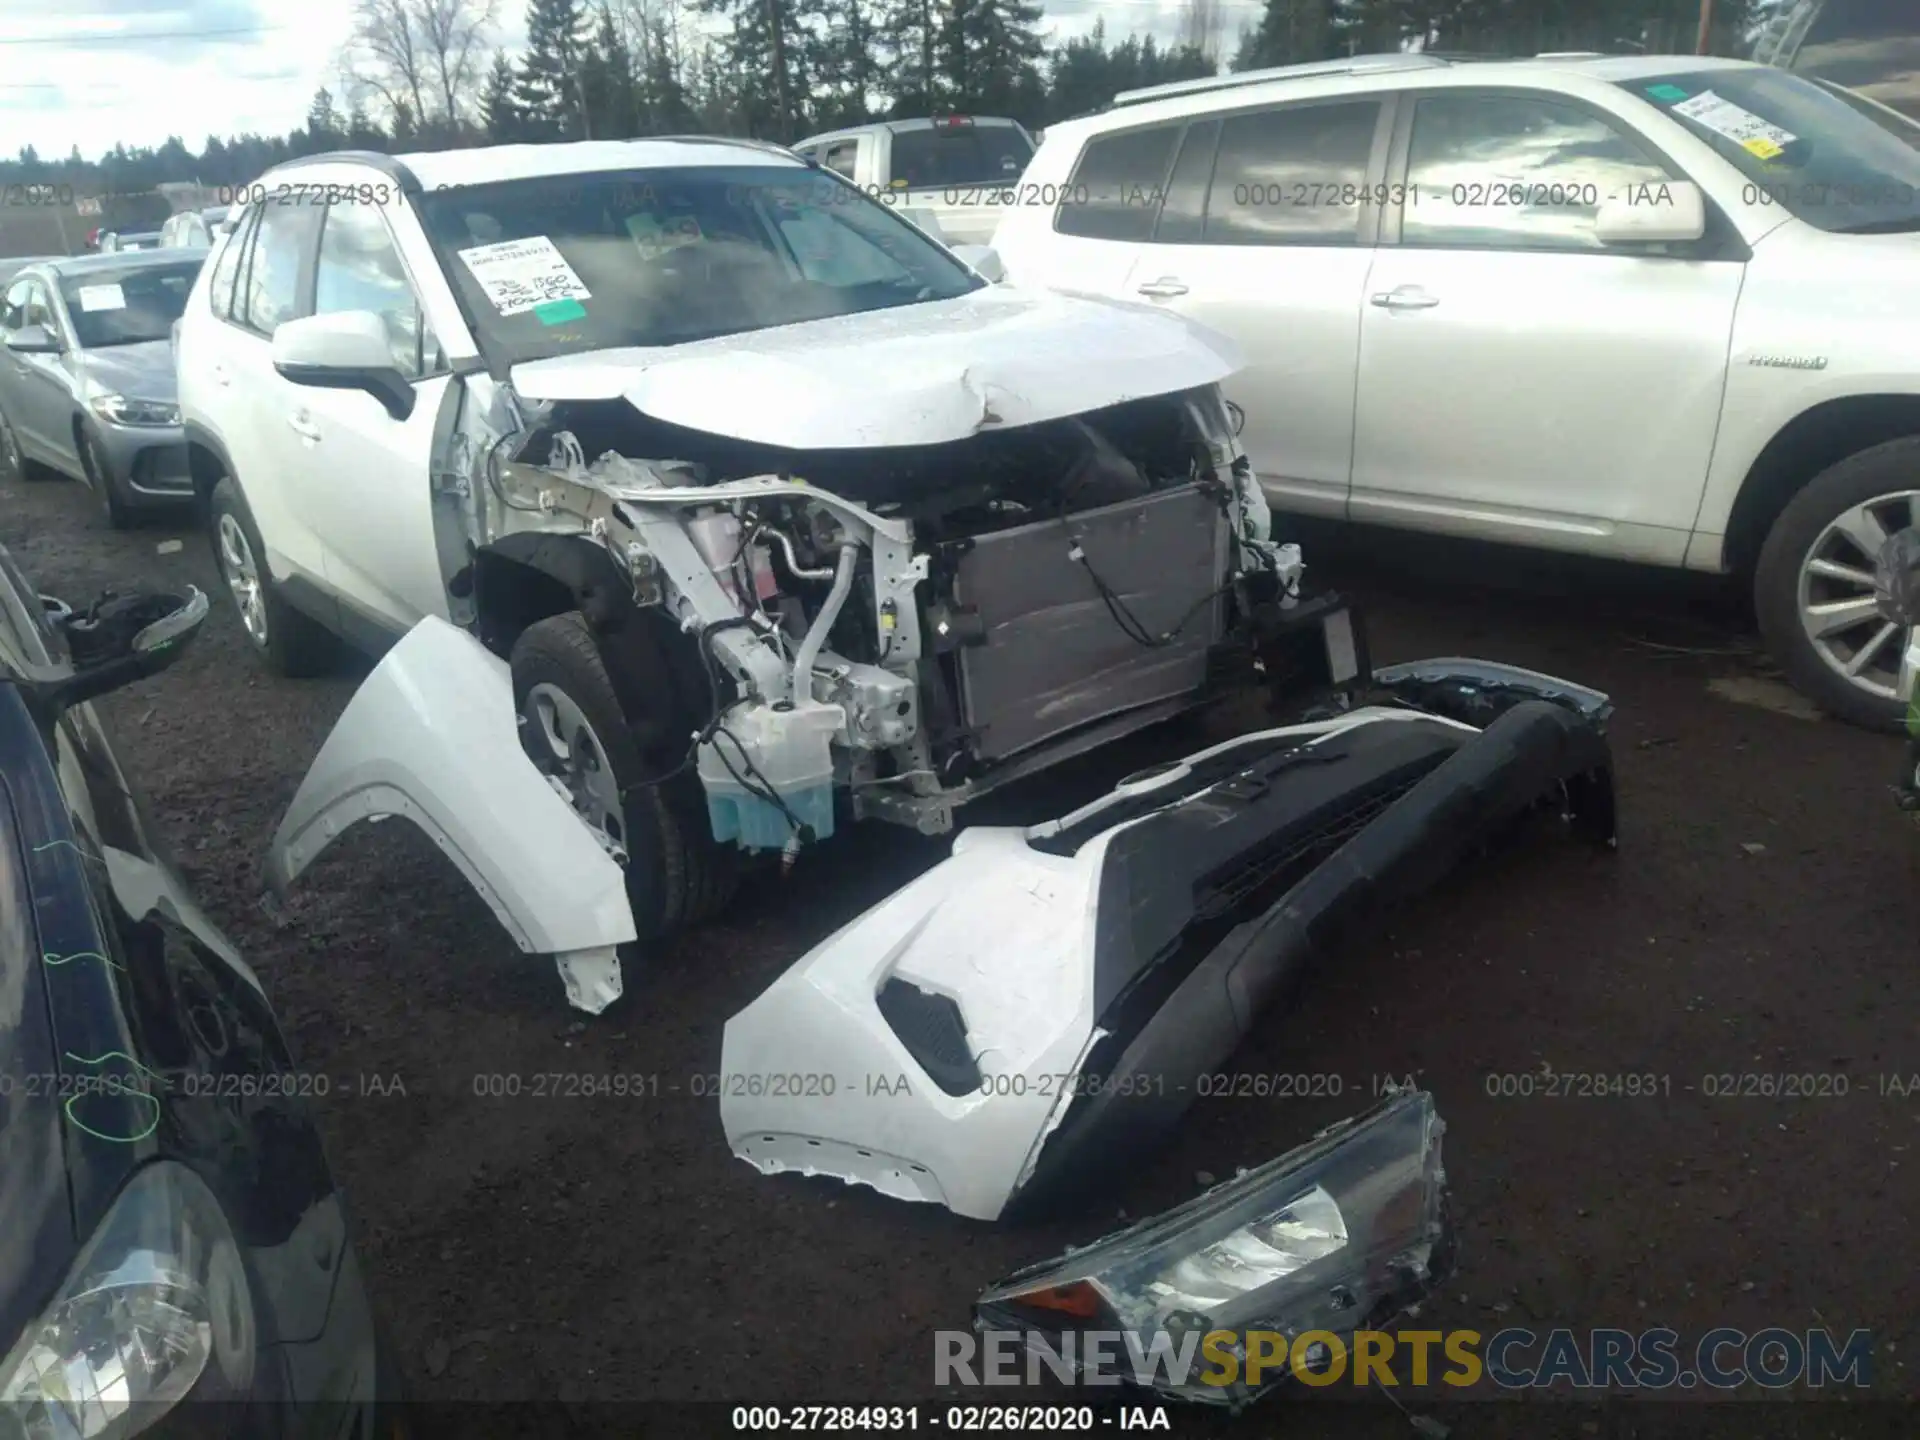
[
  {"x1": 507, "y1": 284, "x2": 1244, "y2": 449},
  {"x1": 76, "y1": 339, "x2": 177, "y2": 404}
]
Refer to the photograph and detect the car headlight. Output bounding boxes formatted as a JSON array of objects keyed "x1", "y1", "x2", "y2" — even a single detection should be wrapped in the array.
[
  {"x1": 975, "y1": 1090, "x2": 1447, "y2": 1405},
  {"x1": 0, "y1": 1162, "x2": 256, "y2": 1439},
  {"x1": 87, "y1": 394, "x2": 179, "y2": 428}
]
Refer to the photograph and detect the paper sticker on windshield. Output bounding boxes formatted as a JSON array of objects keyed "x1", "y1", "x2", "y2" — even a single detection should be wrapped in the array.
[
  {"x1": 625, "y1": 212, "x2": 703, "y2": 262},
  {"x1": 1645, "y1": 83, "x2": 1690, "y2": 102},
  {"x1": 75, "y1": 283, "x2": 126, "y2": 312},
  {"x1": 456, "y1": 236, "x2": 591, "y2": 317},
  {"x1": 1671, "y1": 91, "x2": 1796, "y2": 160}
]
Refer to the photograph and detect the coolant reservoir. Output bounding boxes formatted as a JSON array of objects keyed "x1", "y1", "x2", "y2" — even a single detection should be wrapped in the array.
[{"x1": 697, "y1": 701, "x2": 843, "y2": 851}]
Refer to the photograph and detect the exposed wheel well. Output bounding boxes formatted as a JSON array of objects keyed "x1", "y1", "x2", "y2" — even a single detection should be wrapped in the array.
[
  {"x1": 471, "y1": 549, "x2": 578, "y2": 658},
  {"x1": 187, "y1": 442, "x2": 228, "y2": 514},
  {"x1": 471, "y1": 541, "x2": 716, "y2": 766},
  {"x1": 1724, "y1": 395, "x2": 1920, "y2": 577}
]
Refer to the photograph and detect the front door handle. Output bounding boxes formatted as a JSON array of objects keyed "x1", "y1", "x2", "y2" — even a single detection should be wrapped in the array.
[
  {"x1": 1136, "y1": 277, "x2": 1190, "y2": 299},
  {"x1": 1370, "y1": 286, "x2": 1440, "y2": 311},
  {"x1": 287, "y1": 412, "x2": 321, "y2": 442}
]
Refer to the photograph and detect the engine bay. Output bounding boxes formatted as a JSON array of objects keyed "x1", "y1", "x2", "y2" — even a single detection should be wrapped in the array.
[{"x1": 472, "y1": 382, "x2": 1293, "y2": 851}]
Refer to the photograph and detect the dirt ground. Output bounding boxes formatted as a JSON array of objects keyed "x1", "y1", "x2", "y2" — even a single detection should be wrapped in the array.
[{"x1": 5, "y1": 465, "x2": 1918, "y2": 1436}]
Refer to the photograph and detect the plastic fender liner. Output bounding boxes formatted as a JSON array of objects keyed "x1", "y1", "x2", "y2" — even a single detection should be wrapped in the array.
[
  {"x1": 1011, "y1": 699, "x2": 1613, "y2": 1215},
  {"x1": 263, "y1": 615, "x2": 638, "y2": 1012}
]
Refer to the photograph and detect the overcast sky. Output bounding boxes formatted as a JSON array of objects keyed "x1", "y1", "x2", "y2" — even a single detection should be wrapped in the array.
[{"x1": 0, "y1": 0, "x2": 1260, "y2": 162}]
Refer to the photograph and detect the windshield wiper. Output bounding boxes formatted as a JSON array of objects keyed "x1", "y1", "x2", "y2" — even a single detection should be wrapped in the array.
[{"x1": 1833, "y1": 216, "x2": 1920, "y2": 235}]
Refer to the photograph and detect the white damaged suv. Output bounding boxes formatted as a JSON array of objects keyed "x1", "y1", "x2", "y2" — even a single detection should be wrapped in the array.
[
  {"x1": 171, "y1": 141, "x2": 1624, "y2": 1245},
  {"x1": 174, "y1": 139, "x2": 1620, "y2": 1037}
]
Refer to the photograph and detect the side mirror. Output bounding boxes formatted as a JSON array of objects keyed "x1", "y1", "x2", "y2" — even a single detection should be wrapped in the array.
[
  {"x1": 1594, "y1": 179, "x2": 1707, "y2": 246},
  {"x1": 272, "y1": 311, "x2": 415, "y2": 422},
  {"x1": 950, "y1": 243, "x2": 1005, "y2": 283},
  {"x1": 33, "y1": 587, "x2": 209, "y2": 714},
  {"x1": 6, "y1": 325, "x2": 61, "y2": 355}
]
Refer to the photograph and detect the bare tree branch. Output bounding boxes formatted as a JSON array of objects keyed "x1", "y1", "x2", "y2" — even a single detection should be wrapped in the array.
[{"x1": 351, "y1": 0, "x2": 496, "y2": 127}]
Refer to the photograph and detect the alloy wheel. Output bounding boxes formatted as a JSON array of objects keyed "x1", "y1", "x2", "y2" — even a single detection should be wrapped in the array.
[
  {"x1": 1796, "y1": 489, "x2": 1920, "y2": 704},
  {"x1": 216, "y1": 512, "x2": 269, "y2": 647},
  {"x1": 523, "y1": 681, "x2": 628, "y2": 863}
]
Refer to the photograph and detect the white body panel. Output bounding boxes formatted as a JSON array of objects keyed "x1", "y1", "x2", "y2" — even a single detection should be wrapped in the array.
[
  {"x1": 990, "y1": 56, "x2": 1920, "y2": 576},
  {"x1": 264, "y1": 615, "x2": 636, "y2": 1012},
  {"x1": 720, "y1": 708, "x2": 1471, "y2": 1221},
  {"x1": 506, "y1": 284, "x2": 1240, "y2": 450},
  {"x1": 1348, "y1": 246, "x2": 1743, "y2": 565}
]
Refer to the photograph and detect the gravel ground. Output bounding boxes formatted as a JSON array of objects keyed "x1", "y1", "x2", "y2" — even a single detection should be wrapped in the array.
[{"x1": 5, "y1": 465, "x2": 1918, "y2": 1438}]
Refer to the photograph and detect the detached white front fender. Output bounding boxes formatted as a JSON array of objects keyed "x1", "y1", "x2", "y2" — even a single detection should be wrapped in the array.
[{"x1": 264, "y1": 615, "x2": 637, "y2": 1012}]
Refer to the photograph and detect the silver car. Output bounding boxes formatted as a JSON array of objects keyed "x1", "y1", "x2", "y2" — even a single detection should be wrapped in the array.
[{"x1": 0, "y1": 251, "x2": 206, "y2": 527}]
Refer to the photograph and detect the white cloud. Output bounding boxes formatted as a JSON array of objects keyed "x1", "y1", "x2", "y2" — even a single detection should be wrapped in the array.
[{"x1": 0, "y1": 0, "x2": 1260, "y2": 163}]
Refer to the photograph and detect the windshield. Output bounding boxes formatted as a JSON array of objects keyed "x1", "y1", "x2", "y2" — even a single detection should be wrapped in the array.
[
  {"x1": 888, "y1": 123, "x2": 1034, "y2": 189},
  {"x1": 417, "y1": 164, "x2": 983, "y2": 367},
  {"x1": 59, "y1": 260, "x2": 203, "y2": 348},
  {"x1": 1624, "y1": 68, "x2": 1920, "y2": 232}
]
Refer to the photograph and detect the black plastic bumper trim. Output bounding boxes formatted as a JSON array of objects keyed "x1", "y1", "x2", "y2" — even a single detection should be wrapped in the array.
[{"x1": 1011, "y1": 699, "x2": 1614, "y2": 1216}]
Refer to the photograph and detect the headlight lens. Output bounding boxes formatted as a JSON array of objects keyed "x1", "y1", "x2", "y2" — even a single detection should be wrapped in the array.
[
  {"x1": 0, "y1": 1162, "x2": 255, "y2": 1439},
  {"x1": 86, "y1": 394, "x2": 179, "y2": 428},
  {"x1": 976, "y1": 1089, "x2": 1447, "y2": 1404}
]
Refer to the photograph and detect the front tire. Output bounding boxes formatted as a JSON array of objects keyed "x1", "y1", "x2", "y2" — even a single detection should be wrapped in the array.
[
  {"x1": 76, "y1": 425, "x2": 133, "y2": 529},
  {"x1": 1755, "y1": 437, "x2": 1920, "y2": 732},
  {"x1": 206, "y1": 475, "x2": 338, "y2": 677},
  {"x1": 0, "y1": 407, "x2": 45, "y2": 484},
  {"x1": 510, "y1": 612, "x2": 736, "y2": 945}
]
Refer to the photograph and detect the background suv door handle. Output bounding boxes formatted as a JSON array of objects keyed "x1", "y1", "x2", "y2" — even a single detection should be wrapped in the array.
[
  {"x1": 1370, "y1": 287, "x2": 1441, "y2": 311},
  {"x1": 1136, "y1": 278, "x2": 1190, "y2": 298},
  {"x1": 286, "y1": 413, "x2": 321, "y2": 442}
]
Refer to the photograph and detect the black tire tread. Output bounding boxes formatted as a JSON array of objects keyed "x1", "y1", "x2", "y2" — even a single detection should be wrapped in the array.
[
  {"x1": 207, "y1": 475, "x2": 338, "y2": 678},
  {"x1": 512, "y1": 612, "x2": 743, "y2": 945}
]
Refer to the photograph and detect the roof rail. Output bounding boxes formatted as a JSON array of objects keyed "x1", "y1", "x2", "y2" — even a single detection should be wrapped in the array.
[{"x1": 1111, "y1": 53, "x2": 1453, "y2": 108}]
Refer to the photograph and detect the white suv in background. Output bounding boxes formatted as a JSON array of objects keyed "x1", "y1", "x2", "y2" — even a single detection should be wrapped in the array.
[{"x1": 989, "y1": 53, "x2": 1920, "y2": 729}]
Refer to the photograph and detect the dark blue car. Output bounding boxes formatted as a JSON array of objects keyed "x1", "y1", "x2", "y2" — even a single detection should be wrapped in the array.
[{"x1": 0, "y1": 545, "x2": 397, "y2": 1437}]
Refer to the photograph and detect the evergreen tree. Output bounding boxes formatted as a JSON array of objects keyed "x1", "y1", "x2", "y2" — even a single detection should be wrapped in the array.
[
  {"x1": 515, "y1": 0, "x2": 593, "y2": 138},
  {"x1": 939, "y1": 0, "x2": 1046, "y2": 116},
  {"x1": 580, "y1": 2, "x2": 641, "y2": 138},
  {"x1": 480, "y1": 52, "x2": 523, "y2": 140},
  {"x1": 306, "y1": 88, "x2": 343, "y2": 150},
  {"x1": 879, "y1": 0, "x2": 943, "y2": 114},
  {"x1": 697, "y1": 0, "x2": 808, "y2": 140},
  {"x1": 640, "y1": 16, "x2": 697, "y2": 133}
]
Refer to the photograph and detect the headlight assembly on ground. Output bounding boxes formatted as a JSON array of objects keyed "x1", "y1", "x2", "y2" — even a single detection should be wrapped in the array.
[{"x1": 970, "y1": 1089, "x2": 1450, "y2": 1406}]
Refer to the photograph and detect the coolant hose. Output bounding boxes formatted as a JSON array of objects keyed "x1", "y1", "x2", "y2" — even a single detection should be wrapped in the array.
[{"x1": 792, "y1": 541, "x2": 860, "y2": 704}]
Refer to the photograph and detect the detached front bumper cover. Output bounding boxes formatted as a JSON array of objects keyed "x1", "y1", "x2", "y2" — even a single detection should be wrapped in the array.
[
  {"x1": 721, "y1": 660, "x2": 1615, "y2": 1222},
  {"x1": 974, "y1": 1089, "x2": 1451, "y2": 1409}
]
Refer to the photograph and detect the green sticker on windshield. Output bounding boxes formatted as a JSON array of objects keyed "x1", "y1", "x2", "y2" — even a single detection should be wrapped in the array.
[
  {"x1": 534, "y1": 297, "x2": 586, "y2": 325},
  {"x1": 1646, "y1": 84, "x2": 1690, "y2": 102}
]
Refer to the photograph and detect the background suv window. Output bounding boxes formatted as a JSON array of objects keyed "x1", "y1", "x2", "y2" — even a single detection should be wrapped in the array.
[
  {"x1": 238, "y1": 194, "x2": 320, "y2": 336},
  {"x1": 315, "y1": 197, "x2": 440, "y2": 379},
  {"x1": 1402, "y1": 93, "x2": 1675, "y2": 251},
  {"x1": 1056, "y1": 123, "x2": 1180, "y2": 241},
  {"x1": 1203, "y1": 100, "x2": 1381, "y2": 245},
  {"x1": 823, "y1": 140, "x2": 859, "y2": 179},
  {"x1": 1, "y1": 279, "x2": 29, "y2": 332},
  {"x1": 209, "y1": 204, "x2": 256, "y2": 322}
]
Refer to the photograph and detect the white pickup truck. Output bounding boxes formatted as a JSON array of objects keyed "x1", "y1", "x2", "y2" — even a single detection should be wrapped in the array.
[{"x1": 791, "y1": 115, "x2": 1036, "y2": 246}]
